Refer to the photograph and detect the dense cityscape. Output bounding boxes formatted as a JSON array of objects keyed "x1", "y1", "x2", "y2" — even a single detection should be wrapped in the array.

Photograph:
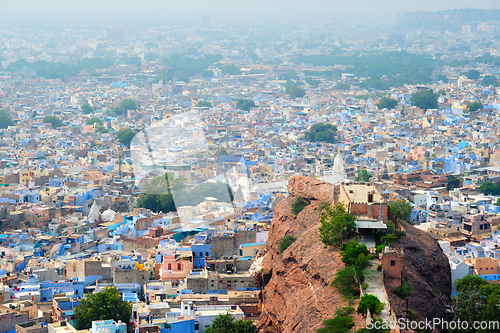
[{"x1": 1, "y1": 3, "x2": 500, "y2": 333}]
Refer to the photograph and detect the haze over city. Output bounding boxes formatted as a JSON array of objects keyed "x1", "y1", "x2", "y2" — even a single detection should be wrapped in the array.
[
  {"x1": 0, "y1": 0, "x2": 497, "y2": 23},
  {"x1": 1, "y1": 1, "x2": 500, "y2": 333}
]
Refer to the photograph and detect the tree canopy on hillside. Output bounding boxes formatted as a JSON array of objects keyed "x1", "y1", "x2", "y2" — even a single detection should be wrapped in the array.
[
  {"x1": 73, "y1": 286, "x2": 132, "y2": 330},
  {"x1": 0, "y1": 109, "x2": 14, "y2": 129},
  {"x1": 43, "y1": 116, "x2": 63, "y2": 128},
  {"x1": 305, "y1": 123, "x2": 337, "y2": 144},
  {"x1": 410, "y1": 90, "x2": 438, "y2": 110}
]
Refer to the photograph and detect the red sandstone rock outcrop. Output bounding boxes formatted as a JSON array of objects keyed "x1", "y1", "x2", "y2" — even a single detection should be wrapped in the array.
[
  {"x1": 383, "y1": 221, "x2": 452, "y2": 331},
  {"x1": 257, "y1": 176, "x2": 363, "y2": 332},
  {"x1": 257, "y1": 176, "x2": 452, "y2": 333}
]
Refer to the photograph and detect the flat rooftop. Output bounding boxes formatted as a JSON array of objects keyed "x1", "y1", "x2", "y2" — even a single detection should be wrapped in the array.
[{"x1": 342, "y1": 183, "x2": 385, "y2": 204}]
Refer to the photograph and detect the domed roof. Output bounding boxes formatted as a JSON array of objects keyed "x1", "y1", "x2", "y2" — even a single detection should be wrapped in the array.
[
  {"x1": 323, "y1": 153, "x2": 347, "y2": 185},
  {"x1": 88, "y1": 201, "x2": 100, "y2": 222},
  {"x1": 101, "y1": 208, "x2": 116, "y2": 222},
  {"x1": 333, "y1": 153, "x2": 345, "y2": 176}
]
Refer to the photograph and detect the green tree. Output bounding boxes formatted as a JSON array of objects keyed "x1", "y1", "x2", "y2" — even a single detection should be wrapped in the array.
[
  {"x1": 236, "y1": 99, "x2": 256, "y2": 111},
  {"x1": 135, "y1": 192, "x2": 176, "y2": 213},
  {"x1": 305, "y1": 76, "x2": 320, "y2": 87},
  {"x1": 381, "y1": 233, "x2": 399, "y2": 244},
  {"x1": 377, "y1": 97, "x2": 398, "y2": 110},
  {"x1": 481, "y1": 75, "x2": 500, "y2": 87},
  {"x1": 464, "y1": 69, "x2": 480, "y2": 80},
  {"x1": 494, "y1": 198, "x2": 500, "y2": 206},
  {"x1": 200, "y1": 69, "x2": 214, "y2": 77},
  {"x1": 355, "y1": 94, "x2": 372, "y2": 100},
  {"x1": 94, "y1": 126, "x2": 109, "y2": 134},
  {"x1": 437, "y1": 89, "x2": 446, "y2": 95},
  {"x1": 392, "y1": 281, "x2": 413, "y2": 299},
  {"x1": 334, "y1": 83, "x2": 350, "y2": 91},
  {"x1": 117, "y1": 128, "x2": 136, "y2": 148},
  {"x1": 0, "y1": 109, "x2": 14, "y2": 129},
  {"x1": 478, "y1": 181, "x2": 500, "y2": 195},
  {"x1": 291, "y1": 196, "x2": 310, "y2": 215},
  {"x1": 247, "y1": 50, "x2": 260, "y2": 63},
  {"x1": 86, "y1": 117, "x2": 103, "y2": 126},
  {"x1": 136, "y1": 172, "x2": 186, "y2": 213},
  {"x1": 163, "y1": 53, "x2": 222, "y2": 79},
  {"x1": 119, "y1": 99, "x2": 137, "y2": 112},
  {"x1": 204, "y1": 313, "x2": 256, "y2": 333},
  {"x1": 285, "y1": 80, "x2": 306, "y2": 98},
  {"x1": 340, "y1": 240, "x2": 370, "y2": 267},
  {"x1": 332, "y1": 266, "x2": 360, "y2": 298},
  {"x1": 222, "y1": 64, "x2": 242, "y2": 76},
  {"x1": 280, "y1": 71, "x2": 299, "y2": 81},
  {"x1": 357, "y1": 294, "x2": 383, "y2": 317},
  {"x1": 73, "y1": 286, "x2": 132, "y2": 330},
  {"x1": 316, "y1": 313, "x2": 354, "y2": 333},
  {"x1": 467, "y1": 101, "x2": 483, "y2": 112},
  {"x1": 137, "y1": 173, "x2": 232, "y2": 212},
  {"x1": 451, "y1": 275, "x2": 491, "y2": 330},
  {"x1": 319, "y1": 202, "x2": 356, "y2": 247},
  {"x1": 81, "y1": 101, "x2": 96, "y2": 114},
  {"x1": 43, "y1": 116, "x2": 63, "y2": 128},
  {"x1": 279, "y1": 235, "x2": 297, "y2": 254},
  {"x1": 410, "y1": 90, "x2": 438, "y2": 110},
  {"x1": 305, "y1": 123, "x2": 337, "y2": 144},
  {"x1": 388, "y1": 199, "x2": 412, "y2": 222},
  {"x1": 197, "y1": 100, "x2": 212, "y2": 108},
  {"x1": 362, "y1": 79, "x2": 389, "y2": 90},
  {"x1": 173, "y1": 71, "x2": 189, "y2": 82},
  {"x1": 437, "y1": 74, "x2": 448, "y2": 83},
  {"x1": 356, "y1": 169, "x2": 373, "y2": 182}
]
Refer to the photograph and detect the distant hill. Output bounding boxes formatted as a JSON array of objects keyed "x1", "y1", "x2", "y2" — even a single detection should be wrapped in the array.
[{"x1": 397, "y1": 8, "x2": 500, "y2": 30}]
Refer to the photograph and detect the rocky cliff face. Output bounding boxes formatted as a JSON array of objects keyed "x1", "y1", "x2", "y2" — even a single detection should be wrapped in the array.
[
  {"x1": 257, "y1": 176, "x2": 452, "y2": 333},
  {"x1": 257, "y1": 176, "x2": 367, "y2": 332},
  {"x1": 383, "y1": 221, "x2": 452, "y2": 328}
]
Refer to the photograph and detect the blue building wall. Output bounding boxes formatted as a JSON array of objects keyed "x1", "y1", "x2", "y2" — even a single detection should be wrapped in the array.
[
  {"x1": 83, "y1": 275, "x2": 102, "y2": 285},
  {"x1": 479, "y1": 274, "x2": 500, "y2": 281},
  {"x1": 160, "y1": 319, "x2": 194, "y2": 333},
  {"x1": 191, "y1": 244, "x2": 212, "y2": 269}
]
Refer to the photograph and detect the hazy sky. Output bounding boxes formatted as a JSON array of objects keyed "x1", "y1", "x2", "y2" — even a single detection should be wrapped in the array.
[{"x1": 0, "y1": 0, "x2": 496, "y2": 23}]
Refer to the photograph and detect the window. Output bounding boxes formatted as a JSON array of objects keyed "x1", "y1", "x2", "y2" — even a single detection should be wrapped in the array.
[
  {"x1": 199, "y1": 252, "x2": 203, "y2": 257},
  {"x1": 390, "y1": 260, "x2": 395, "y2": 266},
  {"x1": 195, "y1": 321, "x2": 199, "y2": 330},
  {"x1": 177, "y1": 263, "x2": 181, "y2": 270},
  {"x1": 206, "y1": 252, "x2": 209, "y2": 256},
  {"x1": 168, "y1": 264, "x2": 171, "y2": 270}
]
